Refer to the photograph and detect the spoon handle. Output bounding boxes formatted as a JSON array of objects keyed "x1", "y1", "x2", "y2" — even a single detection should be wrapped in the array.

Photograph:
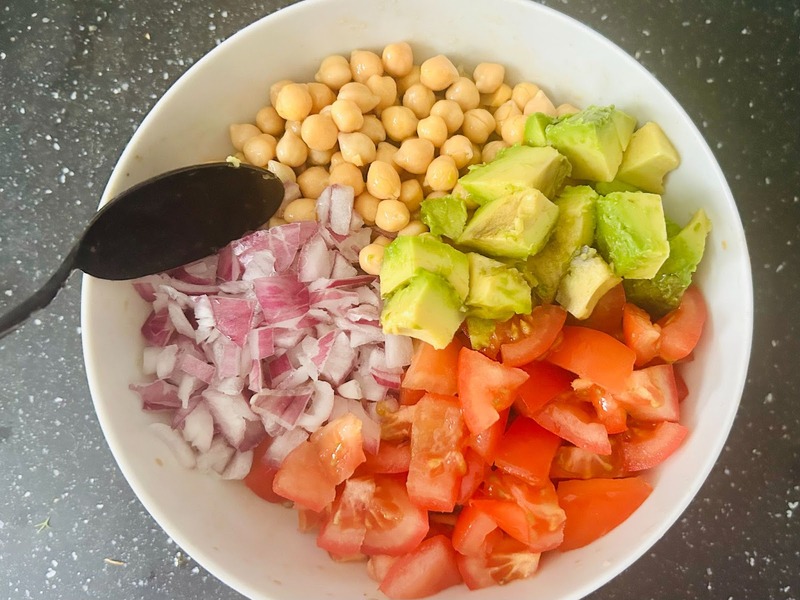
[{"x1": 0, "y1": 246, "x2": 78, "y2": 340}]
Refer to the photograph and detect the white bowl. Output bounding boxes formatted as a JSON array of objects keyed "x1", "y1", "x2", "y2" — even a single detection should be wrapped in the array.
[{"x1": 81, "y1": 0, "x2": 753, "y2": 598}]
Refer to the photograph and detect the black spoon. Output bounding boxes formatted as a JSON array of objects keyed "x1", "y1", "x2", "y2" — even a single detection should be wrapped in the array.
[{"x1": 0, "y1": 162, "x2": 284, "y2": 339}]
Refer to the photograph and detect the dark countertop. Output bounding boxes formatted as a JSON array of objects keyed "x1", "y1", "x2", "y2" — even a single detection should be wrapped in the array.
[{"x1": 1, "y1": 1, "x2": 798, "y2": 598}]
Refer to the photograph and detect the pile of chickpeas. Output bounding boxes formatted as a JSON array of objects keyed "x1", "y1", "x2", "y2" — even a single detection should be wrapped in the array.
[{"x1": 227, "y1": 43, "x2": 578, "y2": 275}]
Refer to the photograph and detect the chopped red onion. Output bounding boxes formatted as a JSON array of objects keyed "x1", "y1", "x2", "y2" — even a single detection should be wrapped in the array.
[
  {"x1": 384, "y1": 334, "x2": 414, "y2": 369},
  {"x1": 150, "y1": 422, "x2": 196, "y2": 469},
  {"x1": 181, "y1": 400, "x2": 215, "y2": 453},
  {"x1": 222, "y1": 450, "x2": 254, "y2": 480},
  {"x1": 196, "y1": 437, "x2": 235, "y2": 474},
  {"x1": 264, "y1": 427, "x2": 309, "y2": 468},
  {"x1": 130, "y1": 380, "x2": 182, "y2": 411}
]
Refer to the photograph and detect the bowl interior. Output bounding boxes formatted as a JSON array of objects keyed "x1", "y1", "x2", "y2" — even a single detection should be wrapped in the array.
[{"x1": 81, "y1": 0, "x2": 753, "y2": 598}]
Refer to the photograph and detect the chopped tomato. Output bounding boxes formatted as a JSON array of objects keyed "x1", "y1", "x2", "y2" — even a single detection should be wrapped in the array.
[
  {"x1": 499, "y1": 304, "x2": 567, "y2": 367},
  {"x1": 380, "y1": 404, "x2": 416, "y2": 442},
  {"x1": 570, "y1": 282, "x2": 626, "y2": 336},
  {"x1": 657, "y1": 285, "x2": 707, "y2": 362},
  {"x1": 317, "y1": 476, "x2": 376, "y2": 555},
  {"x1": 456, "y1": 534, "x2": 542, "y2": 590},
  {"x1": 458, "y1": 347, "x2": 529, "y2": 435},
  {"x1": 452, "y1": 504, "x2": 499, "y2": 556},
  {"x1": 244, "y1": 436, "x2": 286, "y2": 503},
  {"x1": 367, "y1": 554, "x2": 398, "y2": 582},
  {"x1": 622, "y1": 302, "x2": 662, "y2": 366},
  {"x1": 399, "y1": 387, "x2": 426, "y2": 406},
  {"x1": 580, "y1": 384, "x2": 628, "y2": 434},
  {"x1": 361, "y1": 475, "x2": 430, "y2": 556},
  {"x1": 407, "y1": 393, "x2": 466, "y2": 512},
  {"x1": 457, "y1": 448, "x2": 488, "y2": 505},
  {"x1": 378, "y1": 535, "x2": 463, "y2": 599},
  {"x1": 494, "y1": 417, "x2": 562, "y2": 487},
  {"x1": 426, "y1": 512, "x2": 458, "y2": 539},
  {"x1": 545, "y1": 326, "x2": 635, "y2": 393},
  {"x1": 549, "y1": 444, "x2": 626, "y2": 480},
  {"x1": 358, "y1": 441, "x2": 411, "y2": 475},
  {"x1": 514, "y1": 361, "x2": 575, "y2": 418},
  {"x1": 614, "y1": 364, "x2": 680, "y2": 422},
  {"x1": 674, "y1": 367, "x2": 689, "y2": 401},
  {"x1": 466, "y1": 408, "x2": 508, "y2": 464},
  {"x1": 533, "y1": 394, "x2": 612, "y2": 455},
  {"x1": 310, "y1": 412, "x2": 367, "y2": 484},
  {"x1": 618, "y1": 421, "x2": 688, "y2": 472},
  {"x1": 557, "y1": 477, "x2": 653, "y2": 550},
  {"x1": 402, "y1": 338, "x2": 462, "y2": 395},
  {"x1": 297, "y1": 506, "x2": 329, "y2": 533}
]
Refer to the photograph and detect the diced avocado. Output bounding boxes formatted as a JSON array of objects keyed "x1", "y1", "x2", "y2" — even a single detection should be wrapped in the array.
[
  {"x1": 457, "y1": 188, "x2": 560, "y2": 259},
  {"x1": 594, "y1": 179, "x2": 640, "y2": 195},
  {"x1": 420, "y1": 195, "x2": 468, "y2": 240},
  {"x1": 545, "y1": 105, "x2": 636, "y2": 182},
  {"x1": 595, "y1": 191, "x2": 670, "y2": 279},
  {"x1": 624, "y1": 209, "x2": 712, "y2": 318},
  {"x1": 458, "y1": 145, "x2": 571, "y2": 204},
  {"x1": 525, "y1": 185, "x2": 598, "y2": 302},
  {"x1": 464, "y1": 316, "x2": 496, "y2": 351},
  {"x1": 616, "y1": 122, "x2": 680, "y2": 194},
  {"x1": 523, "y1": 113, "x2": 555, "y2": 147},
  {"x1": 465, "y1": 253, "x2": 532, "y2": 321},
  {"x1": 556, "y1": 246, "x2": 622, "y2": 319},
  {"x1": 380, "y1": 270, "x2": 465, "y2": 349},
  {"x1": 380, "y1": 234, "x2": 470, "y2": 301}
]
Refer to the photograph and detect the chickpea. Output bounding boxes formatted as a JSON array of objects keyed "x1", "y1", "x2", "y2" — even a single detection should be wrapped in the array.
[
  {"x1": 275, "y1": 131, "x2": 308, "y2": 167},
  {"x1": 430, "y1": 99, "x2": 464, "y2": 135},
  {"x1": 337, "y1": 82, "x2": 380, "y2": 113},
  {"x1": 473, "y1": 62, "x2": 505, "y2": 94},
  {"x1": 417, "y1": 114, "x2": 448, "y2": 148},
  {"x1": 358, "y1": 114, "x2": 387, "y2": 144},
  {"x1": 461, "y1": 108, "x2": 495, "y2": 145},
  {"x1": 439, "y1": 135, "x2": 475, "y2": 169},
  {"x1": 315, "y1": 55, "x2": 352, "y2": 90},
  {"x1": 330, "y1": 98, "x2": 364, "y2": 133},
  {"x1": 381, "y1": 105, "x2": 419, "y2": 142},
  {"x1": 493, "y1": 99, "x2": 522, "y2": 135},
  {"x1": 481, "y1": 140, "x2": 510, "y2": 163},
  {"x1": 419, "y1": 54, "x2": 459, "y2": 91},
  {"x1": 482, "y1": 82, "x2": 512, "y2": 109},
  {"x1": 329, "y1": 161, "x2": 365, "y2": 195},
  {"x1": 375, "y1": 141, "x2": 402, "y2": 174},
  {"x1": 512, "y1": 82, "x2": 541, "y2": 111},
  {"x1": 358, "y1": 243, "x2": 386, "y2": 276},
  {"x1": 300, "y1": 113, "x2": 339, "y2": 151},
  {"x1": 397, "y1": 220, "x2": 429, "y2": 237},
  {"x1": 382, "y1": 42, "x2": 414, "y2": 78},
  {"x1": 367, "y1": 160, "x2": 402, "y2": 200},
  {"x1": 275, "y1": 83, "x2": 313, "y2": 121},
  {"x1": 375, "y1": 199, "x2": 411, "y2": 232},
  {"x1": 393, "y1": 137, "x2": 435, "y2": 175},
  {"x1": 424, "y1": 155, "x2": 459, "y2": 192},
  {"x1": 267, "y1": 215, "x2": 287, "y2": 228},
  {"x1": 373, "y1": 235, "x2": 393, "y2": 247},
  {"x1": 366, "y1": 74, "x2": 398, "y2": 113},
  {"x1": 229, "y1": 123, "x2": 261, "y2": 151},
  {"x1": 329, "y1": 151, "x2": 346, "y2": 170},
  {"x1": 354, "y1": 191, "x2": 381, "y2": 224},
  {"x1": 267, "y1": 159, "x2": 296, "y2": 183},
  {"x1": 297, "y1": 166, "x2": 330, "y2": 199},
  {"x1": 337, "y1": 132, "x2": 376, "y2": 167},
  {"x1": 396, "y1": 65, "x2": 421, "y2": 96},
  {"x1": 557, "y1": 103, "x2": 580, "y2": 117},
  {"x1": 403, "y1": 83, "x2": 436, "y2": 119},
  {"x1": 255, "y1": 106, "x2": 285, "y2": 137},
  {"x1": 308, "y1": 146, "x2": 336, "y2": 166},
  {"x1": 468, "y1": 142, "x2": 483, "y2": 167},
  {"x1": 501, "y1": 114, "x2": 528, "y2": 145},
  {"x1": 269, "y1": 79, "x2": 293, "y2": 107},
  {"x1": 242, "y1": 133, "x2": 277, "y2": 167},
  {"x1": 445, "y1": 77, "x2": 481, "y2": 111},
  {"x1": 399, "y1": 178, "x2": 424, "y2": 212},
  {"x1": 284, "y1": 119, "x2": 303, "y2": 137},
  {"x1": 523, "y1": 89, "x2": 558, "y2": 117},
  {"x1": 306, "y1": 82, "x2": 336, "y2": 113},
  {"x1": 283, "y1": 197, "x2": 317, "y2": 223},
  {"x1": 350, "y1": 49, "x2": 384, "y2": 83}
]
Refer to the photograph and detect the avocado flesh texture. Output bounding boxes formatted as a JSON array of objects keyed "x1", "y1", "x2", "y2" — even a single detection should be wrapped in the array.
[
  {"x1": 420, "y1": 195, "x2": 468, "y2": 240},
  {"x1": 457, "y1": 188, "x2": 560, "y2": 260},
  {"x1": 464, "y1": 316, "x2": 496, "y2": 351},
  {"x1": 624, "y1": 209, "x2": 712, "y2": 318},
  {"x1": 556, "y1": 246, "x2": 621, "y2": 319},
  {"x1": 594, "y1": 179, "x2": 640, "y2": 195},
  {"x1": 380, "y1": 270, "x2": 465, "y2": 350},
  {"x1": 458, "y1": 145, "x2": 571, "y2": 204},
  {"x1": 545, "y1": 105, "x2": 636, "y2": 182},
  {"x1": 523, "y1": 113, "x2": 555, "y2": 147},
  {"x1": 616, "y1": 121, "x2": 680, "y2": 194},
  {"x1": 595, "y1": 191, "x2": 670, "y2": 279},
  {"x1": 525, "y1": 185, "x2": 598, "y2": 303},
  {"x1": 465, "y1": 253, "x2": 532, "y2": 321},
  {"x1": 380, "y1": 234, "x2": 470, "y2": 301}
]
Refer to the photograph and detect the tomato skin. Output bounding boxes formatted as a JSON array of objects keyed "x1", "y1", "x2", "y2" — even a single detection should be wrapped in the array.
[
  {"x1": 457, "y1": 448, "x2": 488, "y2": 505},
  {"x1": 657, "y1": 285, "x2": 707, "y2": 362},
  {"x1": 458, "y1": 347, "x2": 529, "y2": 435},
  {"x1": 399, "y1": 387, "x2": 426, "y2": 406},
  {"x1": 619, "y1": 421, "x2": 688, "y2": 472},
  {"x1": 402, "y1": 338, "x2": 462, "y2": 395},
  {"x1": 570, "y1": 282, "x2": 627, "y2": 336},
  {"x1": 452, "y1": 504, "x2": 499, "y2": 556},
  {"x1": 244, "y1": 437, "x2": 287, "y2": 504},
  {"x1": 533, "y1": 395, "x2": 612, "y2": 455},
  {"x1": 557, "y1": 477, "x2": 653, "y2": 550},
  {"x1": 466, "y1": 408, "x2": 508, "y2": 465},
  {"x1": 500, "y1": 304, "x2": 567, "y2": 367},
  {"x1": 272, "y1": 440, "x2": 338, "y2": 512},
  {"x1": 614, "y1": 364, "x2": 680, "y2": 422},
  {"x1": 378, "y1": 535, "x2": 463, "y2": 599},
  {"x1": 514, "y1": 361, "x2": 575, "y2": 418},
  {"x1": 357, "y1": 441, "x2": 411, "y2": 475},
  {"x1": 494, "y1": 417, "x2": 562, "y2": 487},
  {"x1": 623, "y1": 302, "x2": 662, "y2": 366},
  {"x1": 361, "y1": 475, "x2": 430, "y2": 557},
  {"x1": 549, "y1": 444, "x2": 627, "y2": 480}
]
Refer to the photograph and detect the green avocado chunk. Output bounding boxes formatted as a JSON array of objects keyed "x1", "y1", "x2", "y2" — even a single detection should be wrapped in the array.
[
  {"x1": 594, "y1": 179, "x2": 640, "y2": 195},
  {"x1": 524, "y1": 185, "x2": 598, "y2": 302},
  {"x1": 624, "y1": 209, "x2": 712, "y2": 318},
  {"x1": 545, "y1": 105, "x2": 636, "y2": 182},
  {"x1": 465, "y1": 253, "x2": 532, "y2": 321},
  {"x1": 556, "y1": 246, "x2": 621, "y2": 319},
  {"x1": 458, "y1": 145, "x2": 571, "y2": 204},
  {"x1": 420, "y1": 195, "x2": 468, "y2": 240},
  {"x1": 464, "y1": 316, "x2": 496, "y2": 351},
  {"x1": 616, "y1": 121, "x2": 680, "y2": 194},
  {"x1": 380, "y1": 270, "x2": 465, "y2": 349},
  {"x1": 523, "y1": 112, "x2": 555, "y2": 147},
  {"x1": 379, "y1": 234, "x2": 470, "y2": 301},
  {"x1": 457, "y1": 188, "x2": 560, "y2": 260},
  {"x1": 595, "y1": 191, "x2": 670, "y2": 279}
]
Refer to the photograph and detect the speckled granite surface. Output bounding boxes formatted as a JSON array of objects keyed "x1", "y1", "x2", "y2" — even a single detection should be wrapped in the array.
[{"x1": 0, "y1": 1, "x2": 798, "y2": 598}]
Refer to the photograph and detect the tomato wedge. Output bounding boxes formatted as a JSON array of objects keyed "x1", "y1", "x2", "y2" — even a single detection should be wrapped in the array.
[
  {"x1": 499, "y1": 304, "x2": 567, "y2": 367},
  {"x1": 618, "y1": 421, "x2": 688, "y2": 472},
  {"x1": 614, "y1": 364, "x2": 680, "y2": 422},
  {"x1": 457, "y1": 448, "x2": 488, "y2": 505},
  {"x1": 533, "y1": 394, "x2": 612, "y2": 455},
  {"x1": 357, "y1": 441, "x2": 412, "y2": 475},
  {"x1": 244, "y1": 436, "x2": 286, "y2": 504},
  {"x1": 317, "y1": 476, "x2": 376, "y2": 555},
  {"x1": 458, "y1": 347, "x2": 529, "y2": 435},
  {"x1": 557, "y1": 477, "x2": 653, "y2": 550},
  {"x1": 494, "y1": 417, "x2": 562, "y2": 487},
  {"x1": 622, "y1": 302, "x2": 662, "y2": 366},
  {"x1": 402, "y1": 338, "x2": 462, "y2": 395},
  {"x1": 466, "y1": 408, "x2": 508, "y2": 464},
  {"x1": 452, "y1": 504, "x2": 499, "y2": 556},
  {"x1": 571, "y1": 282, "x2": 627, "y2": 336},
  {"x1": 361, "y1": 475, "x2": 430, "y2": 556},
  {"x1": 514, "y1": 361, "x2": 575, "y2": 418},
  {"x1": 657, "y1": 285, "x2": 707, "y2": 362},
  {"x1": 456, "y1": 534, "x2": 541, "y2": 590},
  {"x1": 549, "y1": 444, "x2": 627, "y2": 480},
  {"x1": 378, "y1": 535, "x2": 463, "y2": 599},
  {"x1": 545, "y1": 326, "x2": 635, "y2": 393}
]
